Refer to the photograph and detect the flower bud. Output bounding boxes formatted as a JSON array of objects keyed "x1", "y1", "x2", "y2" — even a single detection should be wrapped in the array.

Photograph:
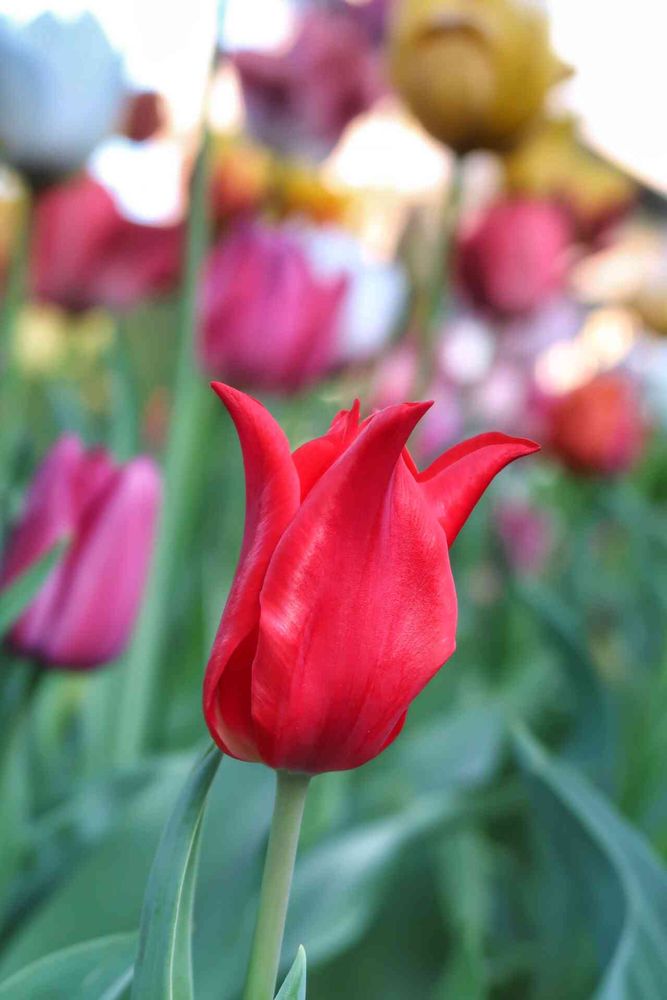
[
  {"x1": 203, "y1": 383, "x2": 538, "y2": 772},
  {"x1": 0, "y1": 436, "x2": 161, "y2": 668},
  {"x1": 547, "y1": 373, "x2": 646, "y2": 475},
  {"x1": 456, "y1": 197, "x2": 572, "y2": 319},
  {"x1": 388, "y1": 0, "x2": 565, "y2": 153}
]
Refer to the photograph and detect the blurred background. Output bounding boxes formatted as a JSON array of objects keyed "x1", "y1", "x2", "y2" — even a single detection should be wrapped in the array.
[{"x1": 1, "y1": 0, "x2": 667, "y2": 997}]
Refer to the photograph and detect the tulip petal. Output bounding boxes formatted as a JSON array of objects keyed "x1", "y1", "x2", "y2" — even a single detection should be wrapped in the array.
[
  {"x1": 204, "y1": 383, "x2": 301, "y2": 761},
  {"x1": 418, "y1": 433, "x2": 540, "y2": 544},
  {"x1": 41, "y1": 457, "x2": 161, "y2": 667},
  {"x1": 291, "y1": 399, "x2": 360, "y2": 499},
  {"x1": 1, "y1": 435, "x2": 85, "y2": 652},
  {"x1": 251, "y1": 400, "x2": 457, "y2": 773}
]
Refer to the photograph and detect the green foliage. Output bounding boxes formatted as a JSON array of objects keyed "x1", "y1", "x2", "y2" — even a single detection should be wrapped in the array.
[
  {"x1": 276, "y1": 947, "x2": 307, "y2": 1000},
  {"x1": 132, "y1": 745, "x2": 222, "y2": 999}
]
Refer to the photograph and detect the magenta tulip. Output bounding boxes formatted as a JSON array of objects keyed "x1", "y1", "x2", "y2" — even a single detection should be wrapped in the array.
[
  {"x1": 198, "y1": 222, "x2": 347, "y2": 393},
  {"x1": 0, "y1": 435, "x2": 161, "y2": 668}
]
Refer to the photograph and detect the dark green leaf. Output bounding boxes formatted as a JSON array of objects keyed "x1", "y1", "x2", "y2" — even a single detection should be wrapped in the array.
[
  {"x1": 0, "y1": 933, "x2": 136, "y2": 1000},
  {"x1": 132, "y1": 745, "x2": 222, "y2": 1000},
  {"x1": 515, "y1": 727, "x2": 667, "y2": 999},
  {"x1": 275, "y1": 946, "x2": 306, "y2": 1000}
]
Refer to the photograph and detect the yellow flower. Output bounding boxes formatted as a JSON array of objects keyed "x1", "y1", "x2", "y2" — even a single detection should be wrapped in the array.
[
  {"x1": 388, "y1": 0, "x2": 565, "y2": 154},
  {"x1": 504, "y1": 117, "x2": 635, "y2": 241}
]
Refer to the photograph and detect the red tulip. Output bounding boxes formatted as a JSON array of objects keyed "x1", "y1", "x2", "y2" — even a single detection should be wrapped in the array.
[
  {"x1": 547, "y1": 372, "x2": 645, "y2": 475},
  {"x1": 198, "y1": 223, "x2": 347, "y2": 393},
  {"x1": 457, "y1": 198, "x2": 572, "y2": 319},
  {"x1": 0, "y1": 435, "x2": 161, "y2": 668},
  {"x1": 203, "y1": 383, "x2": 538, "y2": 773},
  {"x1": 31, "y1": 174, "x2": 183, "y2": 312},
  {"x1": 234, "y1": 9, "x2": 384, "y2": 160}
]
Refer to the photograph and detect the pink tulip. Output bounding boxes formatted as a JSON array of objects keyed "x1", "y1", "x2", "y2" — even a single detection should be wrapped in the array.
[
  {"x1": 457, "y1": 198, "x2": 573, "y2": 319},
  {"x1": 31, "y1": 174, "x2": 183, "y2": 313},
  {"x1": 198, "y1": 222, "x2": 348, "y2": 393},
  {"x1": 0, "y1": 435, "x2": 161, "y2": 668},
  {"x1": 233, "y1": 9, "x2": 384, "y2": 160}
]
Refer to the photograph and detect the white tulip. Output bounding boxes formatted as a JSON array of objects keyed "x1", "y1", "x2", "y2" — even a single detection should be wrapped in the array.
[{"x1": 0, "y1": 12, "x2": 125, "y2": 178}]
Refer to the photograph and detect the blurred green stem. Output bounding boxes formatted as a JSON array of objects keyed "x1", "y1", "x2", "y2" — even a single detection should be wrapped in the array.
[
  {"x1": 114, "y1": 131, "x2": 212, "y2": 765},
  {"x1": 416, "y1": 156, "x2": 465, "y2": 395},
  {"x1": 243, "y1": 771, "x2": 310, "y2": 1000},
  {"x1": 108, "y1": 313, "x2": 138, "y2": 462},
  {"x1": 0, "y1": 194, "x2": 33, "y2": 537}
]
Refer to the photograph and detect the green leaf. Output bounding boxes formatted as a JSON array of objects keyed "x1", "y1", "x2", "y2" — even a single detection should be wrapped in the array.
[
  {"x1": 275, "y1": 946, "x2": 306, "y2": 1000},
  {"x1": 131, "y1": 745, "x2": 222, "y2": 1000},
  {"x1": 0, "y1": 933, "x2": 136, "y2": 1000},
  {"x1": 514, "y1": 727, "x2": 667, "y2": 999},
  {"x1": 283, "y1": 794, "x2": 462, "y2": 967},
  {"x1": 0, "y1": 753, "x2": 195, "y2": 981},
  {"x1": 0, "y1": 542, "x2": 66, "y2": 636}
]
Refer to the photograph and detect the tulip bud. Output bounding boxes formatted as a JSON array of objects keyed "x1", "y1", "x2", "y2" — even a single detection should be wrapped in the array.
[
  {"x1": 0, "y1": 436, "x2": 161, "y2": 668},
  {"x1": 31, "y1": 175, "x2": 184, "y2": 313},
  {"x1": 388, "y1": 0, "x2": 565, "y2": 154},
  {"x1": 198, "y1": 221, "x2": 405, "y2": 393},
  {"x1": 456, "y1": 197, "x2": 573, "y2": 319},
  {"x1": 547, "y1": 373, "x2": 646, "y2": 475},
  {"x1": 0, "y1": 13, "x2": 125, "y2": 184},
  {"x1": 503, "y1": 117, "x2": 636, "y2": 244},
  {"x1": 203, "y1": 383, "x2": 538, "y2": 773},
  {"x1": 198, "y1": 222, "x2": 346, "y2": 393}
]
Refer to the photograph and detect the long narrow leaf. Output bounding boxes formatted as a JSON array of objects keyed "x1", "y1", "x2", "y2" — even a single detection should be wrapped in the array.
[
  {"x1": 0, "y1": 933, "x2": 136, "y2": 1000},
  {"x1": 131, "y1": 745, "x2": 222, "y2": 1000}
]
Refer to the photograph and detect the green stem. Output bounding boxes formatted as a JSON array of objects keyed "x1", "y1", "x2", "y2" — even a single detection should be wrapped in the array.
[
  {"x1": 0, "y1": 194, "x2": 33, "y2": 538},
  {"x1": 113, "y1": 131, "x2": 212, "y2": 766},
  {"x1": 243, "y1": 771, "x2": 311, "y2": 1000},
  {"x1": 415, "y1": 157, "x2": 465, "y2": 396}
]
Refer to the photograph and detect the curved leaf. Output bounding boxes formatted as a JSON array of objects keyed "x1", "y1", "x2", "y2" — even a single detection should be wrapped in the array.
[
  {"x1": 132, "y1": 745, "x2": 222, "y2": 1000},
  {"x1": 0, "y1": 933, "x2": 136, "y2": 1000},
  {"x1": 514, "y1": 728, "x2": 667, "y2": 999},
  {"x1": 276, "y1": 946, "x2": 306, "y2": 1000}
]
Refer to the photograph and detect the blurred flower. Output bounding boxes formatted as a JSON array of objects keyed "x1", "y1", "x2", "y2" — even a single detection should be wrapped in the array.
[
  {"x1": 388, "y1": 0, "x2": 565, "y2": 154},
  {"x1": 496, "y1": 500, "x2": 553, "y2": 575},
  {"x1": 0, "y1": 435, "x2": 161, "y2": 669},
  {"x1": 291, "y1": 223, "x2": 407, "y2": 361},
  {"x1": 199, "y1": 220, "x2": 405, "y2": 392},
  {"x1": 210, "y1": 138, "x2": 273, "y2": 225},
  {"x1": 547, "y1": 372, "x2": 646, "y2": 475},
  {"x1": 272, "y1": 161, "x2": 349, "y2": 225},
  {"x1": 0, "y1": 12, "x2": 125, "y2": 183},
  {"x1": 31, "y1": 174, "x2": 184, "y2": 313},
  {"x1": 121, "y1": 90, "x2": 166, "y2": 144},
  {"x1": 233, "y1": 8, "x2": 384, "y2": 160},
  {"x1": 457, "y1": 197, "x2": 573, "y2": 319},
  {"x1": 503, "y1": 117, "x2": 636, "y2": 244},
  {"x1": 198, "y1": 221, "x2": 347, "y2": 393},
  {"x1": 203, "y1": 382, "x2": 538, "y2": 772}
]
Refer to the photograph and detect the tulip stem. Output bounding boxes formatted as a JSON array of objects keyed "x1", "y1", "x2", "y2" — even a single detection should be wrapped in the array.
[
  {"x1": 113, "y1": 129, "x2": 212, "y2": 766},
  {"x1": 416, "y1": 156, "x2": 465, "y2": 395},
  {"x1": 0, "y1": 194, "x2": 33, "y2": 537},
  {"x1": 243, "y1": 770, "x2": 310, "y2": 1000}
]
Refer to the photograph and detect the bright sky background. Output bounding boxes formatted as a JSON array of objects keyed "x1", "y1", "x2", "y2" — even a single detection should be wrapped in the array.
[{"x1": 1, "y1": 0, "x2": 666, "y2": 192}]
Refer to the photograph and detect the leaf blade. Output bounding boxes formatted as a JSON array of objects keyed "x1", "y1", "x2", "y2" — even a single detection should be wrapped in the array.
[{"x1": 131, "y1": 744, "x2": 222, "y2": 1000}]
